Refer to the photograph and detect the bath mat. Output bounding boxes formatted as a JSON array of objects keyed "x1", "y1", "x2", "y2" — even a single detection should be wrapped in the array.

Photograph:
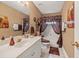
[{"x1": 49, "y1": 47, "x2": 60, "y2": 56}]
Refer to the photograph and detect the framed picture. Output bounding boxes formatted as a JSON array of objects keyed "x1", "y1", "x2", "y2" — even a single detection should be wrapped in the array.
[
  {"x1": 0, "y1": 16, "x2": 9, "y2": 28},
  {"x1": 67, "y1": 3, "x2": 74, "y2": 28},
  {"x1": 13, "y1": 24, "x2": 22, "y2": 31}
]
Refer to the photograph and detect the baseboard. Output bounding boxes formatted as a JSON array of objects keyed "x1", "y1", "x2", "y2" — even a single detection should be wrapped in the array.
[{"x1": 62, "y1": 47, "x2": 69, "y2": 58}]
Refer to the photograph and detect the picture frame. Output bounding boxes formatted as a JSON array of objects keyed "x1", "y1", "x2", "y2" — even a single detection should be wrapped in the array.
[
  {"x1": 0, "y1": 16, "x2": 9, "y2": 28},
  {"x1": 67, "y1": 3, "x2": 74, "y2": 28}
]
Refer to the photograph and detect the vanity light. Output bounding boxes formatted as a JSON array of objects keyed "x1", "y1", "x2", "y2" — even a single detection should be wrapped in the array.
[
  {"x1": 46, "y1": 22, "x2": 54, "y2": 24},
  {"x1": 46, "y1": 22, "x2": 50, "y2": 24},
  {"x1": 51, "y1": 22, "x2": 54, "y2": 24},
  {"x1": 53, "y1": 22, "x2": 56, "y2": 24}
]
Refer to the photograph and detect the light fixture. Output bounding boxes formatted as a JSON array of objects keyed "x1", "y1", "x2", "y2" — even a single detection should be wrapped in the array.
[
  {"x1": 46, "y1": 22, "x2": 54, "y2": 24},
  {"x1": 26, "y1": 2, "x2": 29, "y2": 5},
  {"x1": 17, "y1": 1, "x2": 29, "y2": 6},
  {"x1": 53, "y1": 22, "x2": 56, "y2": 24}
]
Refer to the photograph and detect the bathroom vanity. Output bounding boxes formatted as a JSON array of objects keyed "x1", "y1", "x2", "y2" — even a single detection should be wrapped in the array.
[{"x1": 0, "y1": 36, "x2": 41, "y2": 58}]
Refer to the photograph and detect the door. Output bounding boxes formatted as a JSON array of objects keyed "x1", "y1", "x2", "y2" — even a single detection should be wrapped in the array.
[{"x1": 74, "y1": 1, "x2": 79, "y2": 58}]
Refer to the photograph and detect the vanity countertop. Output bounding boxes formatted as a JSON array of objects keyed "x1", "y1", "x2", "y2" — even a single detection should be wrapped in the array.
[{"x1": 0, "y1": 36, "x2": 41, "y2": 58}]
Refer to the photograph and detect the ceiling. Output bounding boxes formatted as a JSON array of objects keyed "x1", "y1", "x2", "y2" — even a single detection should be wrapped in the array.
[
  {"x1": 33, "y1": 1, "x2": 65, "y2": 14},
  {"x1": 1, "y1": 1, "x2": 29, "y2": 15},
  {"x1": 1, "y1": 1, "x2": 65, "y2": 15}
]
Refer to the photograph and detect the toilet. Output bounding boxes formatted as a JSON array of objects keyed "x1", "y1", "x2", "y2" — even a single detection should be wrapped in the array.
[
  {"x1": 41, "y1": 42, "x2": 50, "y2": 57},
  {"x1": 41, "y1": 36, "x2": 50, "y2": 57}
]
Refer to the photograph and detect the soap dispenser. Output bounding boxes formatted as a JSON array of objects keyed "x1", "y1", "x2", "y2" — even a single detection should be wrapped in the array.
[{"x1": 9, "y1": 37, "x2": 15, "y2": 46}]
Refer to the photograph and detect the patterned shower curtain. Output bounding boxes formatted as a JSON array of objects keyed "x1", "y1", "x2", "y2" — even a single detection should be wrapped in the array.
[
  {"x1": 51, "y1": 16, "x2": 62, "y2": 47},
  {"x1": 51, "y1": 21, "x2": 61, "y2": 34},
  {"x1": 40, "y1": 19, "x2": 48, "y2": 33},
  {"x1": 39, "y1": 15, "x2": 62, "y2": 47}
]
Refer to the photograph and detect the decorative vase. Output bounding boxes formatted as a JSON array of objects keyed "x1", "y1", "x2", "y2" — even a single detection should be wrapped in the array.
[{"x1": 9, "y1": 37, "x2": 15, "y2": 46}]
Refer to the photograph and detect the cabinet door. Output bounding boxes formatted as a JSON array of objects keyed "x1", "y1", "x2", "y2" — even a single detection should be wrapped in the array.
[{"x1": 17, "y1": 40, "x2": 41, "y2": 58}]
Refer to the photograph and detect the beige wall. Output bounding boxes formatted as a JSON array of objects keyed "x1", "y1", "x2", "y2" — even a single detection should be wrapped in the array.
[
  {"x1": 27, "y1": 2, "x2": 61, "y2": 32},
  {"x1": 27, "y1": 2, "x2": 42, "y2": 32},
  {"x1": 43, "y1": 12, "x2": 61, "y2": 16},
  {"x1": 62, "y1": 1, "x2": 74, "y2": 57},
  {"x1": 0, "y1": 3, "x2": 28, "y2": 37}
]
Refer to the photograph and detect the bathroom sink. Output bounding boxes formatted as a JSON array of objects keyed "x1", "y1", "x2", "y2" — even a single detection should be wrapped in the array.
[
  {"x1": 14, "y1": 39, "x2": 28, "y2": 48},
  {"x1": 10, "y1": 36, "x2": 34, "y2": 48},
  {"x1": 0, "y1": 39, "x2": 9, "y2": 46},
  {"x1": 0, "y1": 40, "x2": 7, "y2": 45}
]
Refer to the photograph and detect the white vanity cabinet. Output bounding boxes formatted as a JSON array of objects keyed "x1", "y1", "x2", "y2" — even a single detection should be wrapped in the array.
[
  {"x1": 17, "y1": 39, "x2": 41, "y2": 58},
  {"x1": 0, "y1": 36, "x2": 41, "y2": 58}
]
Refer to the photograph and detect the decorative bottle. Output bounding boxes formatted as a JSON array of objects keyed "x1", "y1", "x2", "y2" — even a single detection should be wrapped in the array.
[{"x1": 9, "y1": 37, "x2": 15, "y2": 46}]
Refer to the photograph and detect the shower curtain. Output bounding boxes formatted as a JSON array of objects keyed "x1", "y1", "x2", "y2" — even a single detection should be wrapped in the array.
[
  {"x1": 39, "y1": 15, "x2": 62, "y2": 47},
  {"x1": 51, "y1": 16, "x2": 62, "y2": 47}
]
